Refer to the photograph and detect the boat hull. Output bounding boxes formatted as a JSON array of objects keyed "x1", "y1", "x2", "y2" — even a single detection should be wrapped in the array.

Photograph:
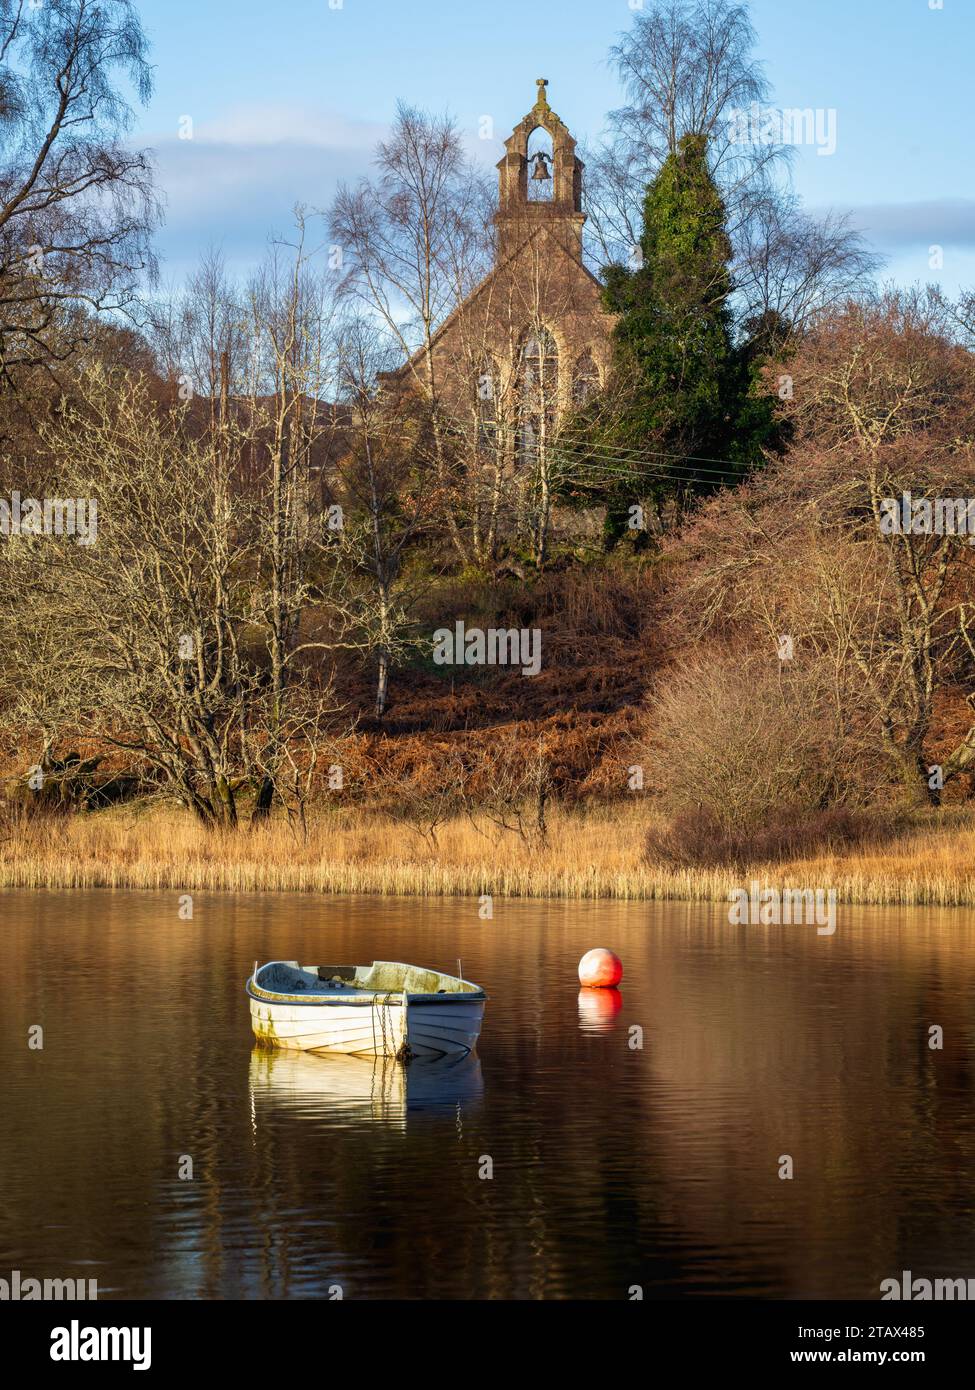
[
  {"x1": 248, "y1": 994, "x2": 485, "y2": 1058},
  {"x1": 405, "y1": 999, "x2": 485, "y2": 1057}
]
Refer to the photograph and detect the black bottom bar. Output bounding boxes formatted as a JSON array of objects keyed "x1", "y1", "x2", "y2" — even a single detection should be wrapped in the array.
[{"x1": 9, "y1": 1298, "x2": 969, "y2": 1376}]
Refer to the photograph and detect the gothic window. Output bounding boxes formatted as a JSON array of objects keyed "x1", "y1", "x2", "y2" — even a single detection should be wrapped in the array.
[
  {"x1": 476, "y1": 358, "x2": 498, "y2": 447},
  {"x1": 572, "y1": 350, "x2": 600, "y2": 405},
  {"x1": 517, "y1": 327, "x2": 558, "y2": 465}
]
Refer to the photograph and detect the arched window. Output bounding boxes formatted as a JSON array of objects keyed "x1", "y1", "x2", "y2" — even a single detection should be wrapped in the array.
[
  {"x1": 517, "y1": 327, "x2": 558, "y2": 466},
  {"x1": 572, "y1": 350, "x2": 600, "y2": 406},
  {"x1": 526, "y1": 127, "x2": 554, "y2": 203},
  {"x1": 476, "y1": 358, "x2": 498, "y2": 447}
]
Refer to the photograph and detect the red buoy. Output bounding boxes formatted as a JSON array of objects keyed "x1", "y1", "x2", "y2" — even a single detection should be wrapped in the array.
[{"x1": 578, "y1": 947, "x2": 623, "y2": 989}]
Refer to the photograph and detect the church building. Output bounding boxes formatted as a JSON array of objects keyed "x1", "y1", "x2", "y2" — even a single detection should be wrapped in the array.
[{"x1": 398, "y1": 79, "x2": 616, "y2": 461}]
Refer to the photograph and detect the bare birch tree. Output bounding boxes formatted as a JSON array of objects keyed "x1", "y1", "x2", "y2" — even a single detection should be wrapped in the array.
[
  {"x1": 0, "y1": 368, "x2": 257, "y2": 826},
  {"x1": 241, "y1": 213, "x2": 345, "y2": 815},
  {"x1": 329, "y1": 102, "x2": 491, "y2": 565},
  {"x1": 324, "y1": 317, "x2": 442, "y2": 718},
  {"x1": 0, "y1": 0, "x2": 158, "y2": 383},
  {"x1": 583, "y1": 0, "x2": 876, "y2": 331}
]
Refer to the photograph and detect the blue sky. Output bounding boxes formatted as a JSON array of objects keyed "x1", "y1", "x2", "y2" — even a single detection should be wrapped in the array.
[{"x1": 130, "y1": 0, "x2": 975, "y2": 294}]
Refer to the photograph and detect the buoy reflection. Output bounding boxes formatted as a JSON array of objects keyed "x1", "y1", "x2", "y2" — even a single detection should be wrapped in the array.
[{"x1": 577, "y1": 987, "x2": 623, "y2": 1032}]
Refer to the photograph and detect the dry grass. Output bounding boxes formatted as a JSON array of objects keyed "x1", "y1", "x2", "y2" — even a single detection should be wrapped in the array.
[{"x1": 3, "y1": 801, "x2": 975, "y2": 905}]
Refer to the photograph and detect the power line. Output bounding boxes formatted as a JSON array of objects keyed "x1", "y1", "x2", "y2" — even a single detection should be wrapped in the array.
[
  {"x1": 556, "y1": 432, "x2": 761, "y2": 473},
  {"x1": 441, "y1": 414, "x2": 755, "y2": 484},
  {"x1": 551, "y1": 443, "x2": 746, "y2": 485},
  {"x1": 442, "y1": 413, "x2": 757, "y2": 475}
]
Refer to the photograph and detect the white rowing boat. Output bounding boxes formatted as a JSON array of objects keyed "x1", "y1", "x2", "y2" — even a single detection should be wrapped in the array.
[{"x1": 247, "y1": 960, "x2": 487, "y2": 1058}]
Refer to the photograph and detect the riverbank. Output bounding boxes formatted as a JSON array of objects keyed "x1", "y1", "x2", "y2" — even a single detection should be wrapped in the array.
[{"x1": 2, "y1": 803, "x2": 975, "y2": 905}]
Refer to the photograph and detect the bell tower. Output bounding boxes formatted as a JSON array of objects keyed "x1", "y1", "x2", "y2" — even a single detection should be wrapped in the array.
[{"x1": 494, "y1": 79, "x2": 586, "y2": 263}]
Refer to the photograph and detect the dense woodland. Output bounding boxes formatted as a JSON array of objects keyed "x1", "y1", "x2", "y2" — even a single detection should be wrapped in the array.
[{"x1": 3, "y1": 0, "x2": 975, "y2": 870}]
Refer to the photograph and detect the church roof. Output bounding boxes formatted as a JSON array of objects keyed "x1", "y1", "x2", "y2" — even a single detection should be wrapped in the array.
[{"x1": 387, "y1": 222, "x2": 607, "y2": 382}]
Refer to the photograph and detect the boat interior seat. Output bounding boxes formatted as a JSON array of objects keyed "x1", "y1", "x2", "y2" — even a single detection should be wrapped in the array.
[
  {"x1": 257, "y1": 960, "x2": 476, "y2": 996},
  {"x1": 259, "y1": 962, "x2": 321, "y2": 993},
  {"x1": 355, "y1": 962, "x2": 471, "y2": 995}
]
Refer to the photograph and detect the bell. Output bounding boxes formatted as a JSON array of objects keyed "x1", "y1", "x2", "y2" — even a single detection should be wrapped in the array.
[{"x1": 531, "y1": 153, "x2": 551, "y2": 182}]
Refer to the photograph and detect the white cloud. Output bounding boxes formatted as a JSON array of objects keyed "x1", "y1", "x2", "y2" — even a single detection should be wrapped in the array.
[
  {"x1": 824, "y1": 199, "x2": 975, "y2": 249},
  {"x1": 191, "y1": 104, "x2": 385, "y2": 150},
  {"x1": 144, "y1": 105, "x2": 388, "y2": 277}
]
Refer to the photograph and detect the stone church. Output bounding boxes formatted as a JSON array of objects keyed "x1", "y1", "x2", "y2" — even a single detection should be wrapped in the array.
[{"x1": 398, "y1": 79, "x2": 615, "y2": 462}]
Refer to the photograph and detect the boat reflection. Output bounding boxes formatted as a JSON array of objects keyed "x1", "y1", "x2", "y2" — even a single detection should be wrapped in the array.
[
  {"x1": 248, "y1": 1047, "x2": 484, "y2": 1133},
  {"x1": 577, "y1": 987, "x2": 623, "y2": 1033}
]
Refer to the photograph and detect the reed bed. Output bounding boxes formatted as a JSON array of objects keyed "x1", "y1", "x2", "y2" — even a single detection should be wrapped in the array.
[{"x1": 3, "y1": 803, "x2": 975, "y2": 905}]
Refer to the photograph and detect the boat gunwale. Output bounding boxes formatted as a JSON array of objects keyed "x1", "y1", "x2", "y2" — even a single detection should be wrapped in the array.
[
  {"x1": 247, "y1": 981, "x2": 405, "y2": 1007},
  {"x1": 247, "y1": 979, "x2": 488, "y2": 1008}
]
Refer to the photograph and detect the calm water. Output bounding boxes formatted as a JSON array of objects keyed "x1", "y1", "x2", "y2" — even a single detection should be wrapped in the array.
[{"x1": 2, "y1": 888, "x2": 975, "y2": 1300}]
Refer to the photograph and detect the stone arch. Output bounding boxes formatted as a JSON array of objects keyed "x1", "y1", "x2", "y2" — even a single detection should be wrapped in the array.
[{"x1": 526, "y1": 126, "x2": 555, "y2": 203}]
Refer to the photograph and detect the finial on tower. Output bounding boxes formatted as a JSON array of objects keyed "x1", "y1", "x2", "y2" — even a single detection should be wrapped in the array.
[{"x1": 535, "y1": 77, "x2": 550, "y2": 110}]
